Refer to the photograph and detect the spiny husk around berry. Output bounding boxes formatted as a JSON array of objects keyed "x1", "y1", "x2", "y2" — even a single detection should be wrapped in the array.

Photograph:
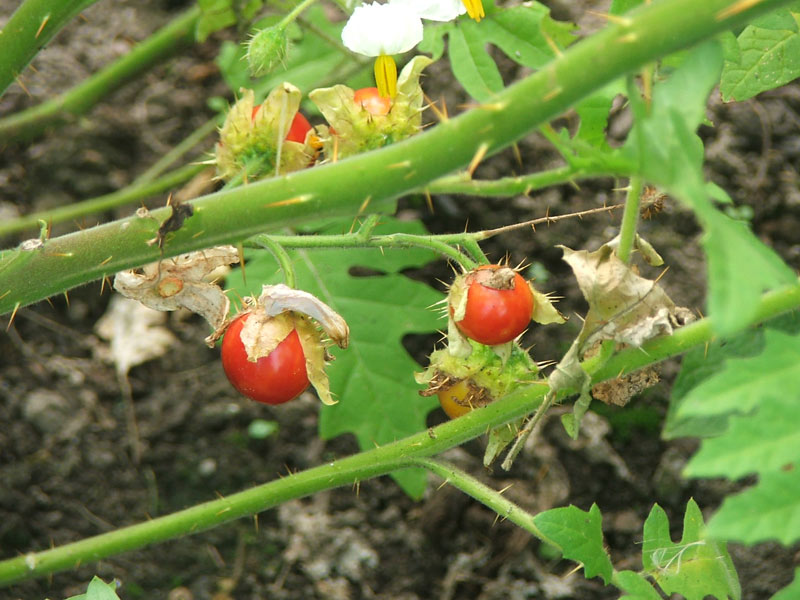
[
  {"x1": 215, "y1": 85, "x2": 313, "y2": 181},
  {"x1": 416, "y1": 339, "x2": 539, "y2": 403},
  {"x1": 308, "y1": 55, "x2": 432, "y2": 159}
]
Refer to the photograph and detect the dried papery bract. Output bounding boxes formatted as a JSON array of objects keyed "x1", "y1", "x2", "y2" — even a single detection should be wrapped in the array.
[
  {"x1": 113, "y1": 246, "x2": 240, "y2": 346},
  {"x1": 258, "y1": 283, "x2": 349, "y2": 349}
]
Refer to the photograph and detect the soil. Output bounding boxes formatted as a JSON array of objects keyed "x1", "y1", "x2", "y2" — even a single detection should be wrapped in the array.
[{"x1": 1, "y1": 1, "x2": 799, "y2": 599}]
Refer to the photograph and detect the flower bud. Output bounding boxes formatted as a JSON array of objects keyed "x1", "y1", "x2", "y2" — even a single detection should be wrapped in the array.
[{"x1": 247, "y1": 24, "x2": 289, "y2": 77}]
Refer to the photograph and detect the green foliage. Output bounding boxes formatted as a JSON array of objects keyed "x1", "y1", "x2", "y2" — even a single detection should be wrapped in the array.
[
  {"x1": 532, "y1": 504, "x2": 613, "y2": 584},
  {"x1": 707, "y1": 468, "x2": 800, "y2": 545},
  {"x1": 227, "y1": 217, "x2": 444, "y2": 497},
  {"x1": 720, "y1": 3, "x2": 800, "y2": 101},
  {"x1": 623, "y1": 40, "x2": 796, "y2": 335},
  {"x1": 417, "y1": 1, "x2": 576, "y2": 101},
  {"x1": 678, "y1": 329, "x2": 800, "y2": 479},
  {"x1": 615, "y1": 570, "x2": 663, "y2": 600},
  {"x1": 197, "y1": 0, "x2": 262, "y2": 42},
  {"x1": 642, "y1": 500, "x2": 740, "y2": 600},
  {"x1": 65, "y1": 576, "x2": 121, "y2": 600},
  {"x1": 670, "y1": 328, "x2": 800, "y2": 546},
  {"x1": 216, "y1": 5, "x2": 363, "y2": 104}
]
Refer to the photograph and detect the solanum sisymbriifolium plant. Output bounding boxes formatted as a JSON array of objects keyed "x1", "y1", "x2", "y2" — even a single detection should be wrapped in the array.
[{"x1": 1, "y1": 0, "x2": 800, "y2": 597}]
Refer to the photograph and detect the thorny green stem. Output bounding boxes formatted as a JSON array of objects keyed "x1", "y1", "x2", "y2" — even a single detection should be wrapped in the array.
[
  {"x1": 0, "y1": 6, "x2": 200, "y2": 142},
  {"x1": 257, "y1": 236, "x2": 297, "y2": 288},
  {"x1": 250, "y1": 229, "x2": 478, "y2": 268},
  {"x1": 0, "y1": 0, "x2": 98, "y2": 98},
  {"x1": 412, "y1": 458, "x2": 547, "y2": 540},
  {"x1": 2, "y1": 0, "x2": 790, "y2": 315},
  {"x1": 616, "y1": 175, "x2": 644, "y2": 263},
  {"x1": 0, "y1": 163, "x2": 208, "y2": 238},
  {"x1": 1, "y1": 281, "x2": 797, "y2": 587}
]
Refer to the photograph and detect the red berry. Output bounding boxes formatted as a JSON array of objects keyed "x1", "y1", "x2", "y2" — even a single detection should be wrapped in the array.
[
  {"x1": 251, "y1": 105, "x2": 312, "y2": 144},
  {"x1": 354, "y1": 87, "x2": 392, "y2": 116},
  {"x1": 221, "y1": 313, "x2": 310, "y2": 405},
  {"x1": 286, "y1": 111, "x2": 312, "y2": 143},
  {"x1": 450, "y1": 265, "x2": 534, "y2": 346}
]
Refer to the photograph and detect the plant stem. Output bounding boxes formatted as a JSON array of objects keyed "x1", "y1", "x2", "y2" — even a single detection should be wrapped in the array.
[
  {"x1": 133, "y1": 118, "x2": 219, "y2": 186},
  {"x1": 0, "y1": 6, "x2": 200, "y2": 142},
  {"x1": 412, "y1": 457, "x2": 547, "y2": 540},
  {"x1": 279, "y1": 0, "x2": 318, "y2": 27},
  {"x1": 1, "y1": 280, "x2": 797, "y2": 587},
  {"x1": 616, "y1": 175, "x2": 643, "y2": 263},
  {"x1": 424, "y1": 163, "x2": 629, "y2": 197},
  {"x1": 0, "y1": 0, "x2": 792, "y2": 314},
  {"x1": 257, "y1": 236, "x2": 297, "y2": 287},
  {"x1": 0, "y1": 0, "x2": 98, "y2": 98},
  {"x1": 0, "y1": 163, "x2": 207, "y2": 238}
]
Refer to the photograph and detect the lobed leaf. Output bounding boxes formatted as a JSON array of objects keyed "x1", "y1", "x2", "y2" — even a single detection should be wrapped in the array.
[
  {"x1": 643, "y1": 500, "x2": 740, "y2": 600},
  {"x1": 720, "y1": 6, "x2": 800, "y2": 101},
  {"x1": 708, "y1": 468, "x2": 800, "y2": 546},
  {"x1": 532, "y1": 503, "x2": 613, "y2": 584}
]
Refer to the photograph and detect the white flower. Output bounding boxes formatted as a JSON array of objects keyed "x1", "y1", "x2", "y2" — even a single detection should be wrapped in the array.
[
  {"x1": 390, "y1": 0, "x2": 465, "y2": 21},
  {"x1": 341, "y1": 2, "x2": 423, "y2": 57}
]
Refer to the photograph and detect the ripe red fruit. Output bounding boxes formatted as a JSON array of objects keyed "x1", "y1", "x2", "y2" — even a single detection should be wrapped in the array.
[
  {"x1": 221, "y1": 312, "x2": 310, "y2": 405},
  {"x1": 354, "y1": 87, "x2": 392, "y2": 116},
  {"x1": 251, "y1": 105, "x2": 313, "y2": 143},
  {"x1": 450, "y1": 265, "x2": 534, "y2": 346}
]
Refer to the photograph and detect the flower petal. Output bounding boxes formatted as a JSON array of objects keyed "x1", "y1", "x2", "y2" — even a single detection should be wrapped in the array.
[
  {"x1": 341, "y1": 2, "x2": 423, "y2": 57},
  {"x1": 390, "y1": 0, "x2": 465, "y2": 21}
]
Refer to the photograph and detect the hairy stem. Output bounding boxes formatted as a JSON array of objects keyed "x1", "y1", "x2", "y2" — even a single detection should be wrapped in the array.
[
  {"x1": 412, "y1": 457, "x2": 547, "y2": 540},
  {"x1": 616, "y1": 175, "x2": 644, "y2": 263},
  {"x1": 1, "y1": 280, "x2": 797, "y2": 587}
]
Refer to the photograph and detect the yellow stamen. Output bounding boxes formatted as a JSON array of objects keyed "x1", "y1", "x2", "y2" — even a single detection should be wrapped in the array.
[
  {"x1": 461, "y1": 0, "x2": 485, "y2": 22},
  {"x1": 374, "y1": 54, "x2": 397, "y2": 98}
]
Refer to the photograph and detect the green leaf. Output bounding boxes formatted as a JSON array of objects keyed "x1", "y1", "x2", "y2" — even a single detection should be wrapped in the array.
[
  {"x1": 65, "y1": 576, "x2": 122, "y2": 600},
  {"x1": 574, "y1": 80, "x2": 624, "y2": 150},
  {"x1": 708, "y1": 468, "x2": 800, "y2": 545},
  {"x1": 664, "y1": 327, "x2": 764, "y2": 439},
  {"x1": 675, "y1": 329, "x2": 800, "y2": 421},
  {"x1": 227, "y1": 217, "x2": 444, "y2": 497},
  {"x1": 447, "y1": 22, "x2": 505, "y2": 102},
  {"x1": 610, "y1": 0, "x2": 645, "y2": 14},
  {"x1": 624, "y1": 40, "x2": 795, "y2": 335},
  {"x1": 197, "y1": 0, "x2": 262, "y2": 42},
  {"x1": 420, "y1": 2, "x2": 575, "y2": 102},
  {"x1": 643, "y1": 500, "x2": 740, "y2": 600},
  {"x1": 772, "y1": 568, "x2": 800, "y2": 600},
  {"x1": 533, "y1": 504, "x2": 613, "y2": 584},
  {"x1": 616, "y1": 570, "x2": 663, "y2": 600},
  {"x1": 720, "y1": 7, "x2": 800, "y2": 101},
  {"x1": 702, "y1": 210, "x2": 796, "y2": 336}
]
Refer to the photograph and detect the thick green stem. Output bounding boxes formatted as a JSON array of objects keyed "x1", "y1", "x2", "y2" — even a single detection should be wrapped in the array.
[
  {"x1": 0, "y1": 6, "x2": 200, "y2": 142},
  {"x1": 412, "y1": 457, "x2": 547, "y2": 540},
  {"x1": 0, "y1": 163, "x2": 207, "y2": 238},
  {"x1": 1, "y1": 280, "x2": 797, "y2": 587},
  {"x1": 616, "y1": 175, "x2": 643, "y2": 263},
  {"x1": 0, "y1": 0, "x2": 792, "y2": 314},
  {"x1": 0, "y1": 0, "x2": 98, "y2": 98}
]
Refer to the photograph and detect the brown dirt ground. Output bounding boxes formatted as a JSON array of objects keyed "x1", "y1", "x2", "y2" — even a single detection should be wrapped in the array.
[{"x1": 1, "y1": 1, "x2": 799, "y2": 598}]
